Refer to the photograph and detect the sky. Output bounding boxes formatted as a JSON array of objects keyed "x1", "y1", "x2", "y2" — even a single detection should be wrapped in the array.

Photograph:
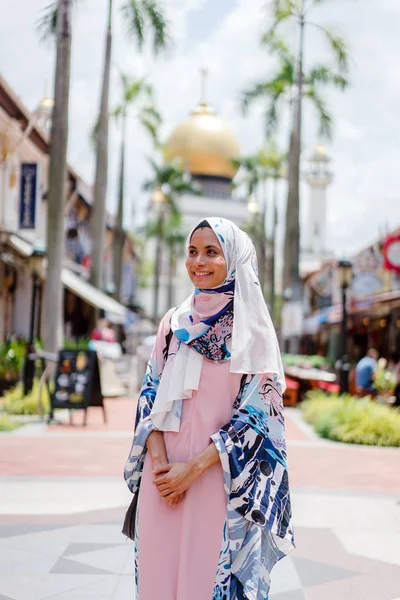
[{"x1": 1, "y1": 0, "x2": 400, "y2": 258}]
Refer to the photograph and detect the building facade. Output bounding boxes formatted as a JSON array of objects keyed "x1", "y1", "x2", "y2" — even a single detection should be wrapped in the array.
[
  {"x1": 302, "y1": 228, "x2": 400, "y2": 362},
  {"x1": 0, "y1": 75, "x2": 135, "y2": 343}
]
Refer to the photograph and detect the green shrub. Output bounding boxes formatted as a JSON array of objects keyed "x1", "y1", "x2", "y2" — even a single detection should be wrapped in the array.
[
  {"x1": 63, "y1": 338, "x2": 90, "y2": 351},
  {"x1": 2, "y1": 379, "x2": 50, "y2": 416},
  {"x1": 0, "y1": 414, "x2": 21, "y2": 432},
  {"x1": 301, "y1": 390, "x2": 400, "y2": 447},
  {"x1": 0, "y1": 339, "x2": 27, "y2": 381},
  {"x1": 282, "y1": 353, "x2": 333, "y2": 370}
]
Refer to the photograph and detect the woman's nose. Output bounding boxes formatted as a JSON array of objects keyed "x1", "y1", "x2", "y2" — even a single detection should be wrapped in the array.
[{"x1": 194, "y1": 253, "x2": 205, "y2": 265}]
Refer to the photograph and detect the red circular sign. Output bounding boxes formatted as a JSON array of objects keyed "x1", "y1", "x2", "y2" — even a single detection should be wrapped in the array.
[{"x1": 384, "y1": 234, "x2": 400, "y2": 274}]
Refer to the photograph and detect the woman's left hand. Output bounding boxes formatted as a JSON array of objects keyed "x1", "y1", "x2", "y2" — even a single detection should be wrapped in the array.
[{"x1": 152, "y1": 462, "x2": 201, "y2": 499}]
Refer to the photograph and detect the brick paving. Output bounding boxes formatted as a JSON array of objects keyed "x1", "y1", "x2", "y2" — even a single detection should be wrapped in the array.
[
  {"x1": 1, "y1": 396, "x2": 400, "y2": 599},
  {"x1": 1, "y1": 398, "x2": 399, "y2": 496}
]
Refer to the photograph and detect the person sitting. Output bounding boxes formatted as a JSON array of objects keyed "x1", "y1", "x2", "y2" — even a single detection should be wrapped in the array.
[
  {"x1": 388, "y1": 352, "x2": 400, "y2": 408},
  {"x1": 355, "y1": 348, "x2": 379, "y2": 396},
  {"x1": 91, "y1": 317, "x2": 116, "y2": 343}
]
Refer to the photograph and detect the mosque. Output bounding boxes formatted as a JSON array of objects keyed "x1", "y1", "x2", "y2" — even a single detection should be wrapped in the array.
[{"x1": 139, "y1": 73, "x2": 249, "y2": 316}]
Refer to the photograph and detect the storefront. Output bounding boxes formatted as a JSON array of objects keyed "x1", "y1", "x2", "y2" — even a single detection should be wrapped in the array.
[{"x1": 302, "y1": 229, "x2": 400, "y2": 363}]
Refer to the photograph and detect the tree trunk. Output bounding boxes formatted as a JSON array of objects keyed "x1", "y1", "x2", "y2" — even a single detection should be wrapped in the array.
[
  {"x1": 282, "y1": 7, "x2": 305, "y2": 302},
  {"x1": 44, "y1": 0, "x2": 72, "y2": 354},
  {"x1": 153, "y1": 212, "x2": 164, "y2": 322},
  {"x1": 270, "y1": 175, "x2": 278, "y2": 321},
  {"x1": 259, "y1": 176, "x2": 268, "y2": 298},
  {"x1": 90, "y1": 0, "x2": 112, "y2": 293},
  {"x1": 167, "y1": 241, "x2": 174, "y2": 310},
  {"x1": 113, "y1": 109, "x2": 126, "y2": 302}
]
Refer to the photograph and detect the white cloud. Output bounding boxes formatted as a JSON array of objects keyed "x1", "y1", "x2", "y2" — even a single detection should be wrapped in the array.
[{"x1": 1, "y1": 0, "x2": 399, "y2": 255}]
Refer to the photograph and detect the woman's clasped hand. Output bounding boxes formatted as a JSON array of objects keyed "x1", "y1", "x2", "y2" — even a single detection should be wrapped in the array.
[{"x1": 152, "y1": 461, "x2": 201, "y2": 505}]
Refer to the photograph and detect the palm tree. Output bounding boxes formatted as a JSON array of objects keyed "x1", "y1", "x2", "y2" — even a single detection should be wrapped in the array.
[
  {"x1": 242, "y1": 6, "x2": 349, "y2": 303},
  {"x1": 163, "y1": 212, "x2": 186, "y2": 310},
  {"x1": 143, "y1": 158, "x2": 202, "y2": 320},
  {"x1": 258, "y1": 139, "x2": 286, "y2": 320},
  {"x1": 233, "y1": 155, "x2": 268, "y2": 295},
  {"x1": 42, "y1": 0, "x2": 73, "y2": 354},
  {"x1": 112, "y1": 74, "x2": 161, "y2": 303},
  {"x1": 39, "y1": 0, "x2": 170, "y2": 294},
  {"x1": 146, "y1": 211, "x2": 186, "y2": 311}
]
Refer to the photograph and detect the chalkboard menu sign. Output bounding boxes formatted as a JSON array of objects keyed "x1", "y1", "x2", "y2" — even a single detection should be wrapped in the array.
[{"x1": 49, "y1": 349, "x2": 105, "y2": 424}]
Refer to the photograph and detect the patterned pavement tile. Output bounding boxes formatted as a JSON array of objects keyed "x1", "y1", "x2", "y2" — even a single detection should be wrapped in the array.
[
  {"x1": 50, "y1": 557, "x2": 114, "y2": 575},
  {"x1": 270, "y1": 591, "x2": 306, "y2": 600},
  {"x1": 0, "y1": 575, "x2": 46, "y2": 600},
  {"x1": 35, "y1": 574, "x2": 116, "y2": 600},
  {"x1": 292, "y1": 556, "x2": 358, "y2": 588}
]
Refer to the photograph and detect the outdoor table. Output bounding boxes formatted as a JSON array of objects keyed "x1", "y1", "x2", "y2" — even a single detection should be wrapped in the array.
[{"x1": 284, "y1": 365, "x2": 337, "y2": 399}]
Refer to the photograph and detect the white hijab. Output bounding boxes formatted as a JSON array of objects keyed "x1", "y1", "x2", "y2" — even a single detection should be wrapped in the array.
[{"x1": 150, "y1": 217, "x2": 285, "y2": 432}]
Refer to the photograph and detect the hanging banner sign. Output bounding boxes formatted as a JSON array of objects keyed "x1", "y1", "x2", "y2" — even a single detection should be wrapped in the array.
[
  {"x1": 384, "y1": 234, "x2": 400, "y2": 274},
  {"x1": 19, "y1": 163, "x2": 39, "y2": 229}
]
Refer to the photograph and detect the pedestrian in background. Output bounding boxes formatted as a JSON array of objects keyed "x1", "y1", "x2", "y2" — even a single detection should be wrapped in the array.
[
  {"x1": 388, "y1": 352, "x2": 400, "y2": 407},
  {"x1": 124, "y1": 218, "x2": 294, "y2": 600},
  {"x1": 355, "y1": 348, "x2": 379, "y2": 396},
  {"x1": 90, "y1": 316, "x2": 116, "y2": 343}
]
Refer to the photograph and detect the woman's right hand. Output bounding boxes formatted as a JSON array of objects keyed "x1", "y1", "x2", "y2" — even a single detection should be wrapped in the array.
[
  {"x1": 147, "y1": 432, "x2": 184, "y2": 507},
  {"x1": 152, "y1": 461, "x2": 185, "y2": 507}
]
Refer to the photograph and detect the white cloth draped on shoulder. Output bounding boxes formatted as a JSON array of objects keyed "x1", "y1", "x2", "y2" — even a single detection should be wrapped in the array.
[{"x1": 149, "y1": 217, "x2": 285, "y2": 433}]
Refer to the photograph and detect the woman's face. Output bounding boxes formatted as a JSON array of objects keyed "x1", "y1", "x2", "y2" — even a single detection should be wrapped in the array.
[{"x1": 186, "y1": 227, "x2": 227, "y2": 289}]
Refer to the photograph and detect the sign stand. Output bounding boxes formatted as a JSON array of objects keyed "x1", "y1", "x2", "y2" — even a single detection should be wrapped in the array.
[{"x1": 48, "y1": 349, "x2": 107, "y2": 426}]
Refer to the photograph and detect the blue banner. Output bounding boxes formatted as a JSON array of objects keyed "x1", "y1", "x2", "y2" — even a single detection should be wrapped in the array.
[{"x1": 19, "y1": 163, "x2": 39, "y2": 229}]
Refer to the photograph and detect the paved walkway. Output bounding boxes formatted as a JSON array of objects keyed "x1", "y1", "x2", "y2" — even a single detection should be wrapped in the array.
[{"x1": 0, "y1": 398, "x2": 399, "y2": 599}]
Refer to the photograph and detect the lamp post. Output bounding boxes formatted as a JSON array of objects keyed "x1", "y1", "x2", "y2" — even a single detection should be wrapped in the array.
[
  {"x1": 152, "y1": 187, "x2": 168, "y2": 322},
  {"x1": 22, "y1": 247, "x2": 45, "y2": 396},
  {"x1": 337, "y1": 259, "x2": 353, "y2": 394}
]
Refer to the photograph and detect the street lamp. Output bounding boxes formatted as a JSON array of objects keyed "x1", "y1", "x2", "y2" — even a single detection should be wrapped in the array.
[
  {"x1": 152, "y1": 187, "x2": 168, "y2": 322},
  {"x1": 247, "y1": 194, "x2": 259, "y2": 215},
  {"x1": 22, "y1": 246, "x2": 46, "y2": 396},
  {"x1": 337, "y1": 259, "x2": 353, "y2": 394}
]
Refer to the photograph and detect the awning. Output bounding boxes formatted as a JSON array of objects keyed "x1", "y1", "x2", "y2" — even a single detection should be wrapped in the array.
[
  {"x1": 7, "y1": 234, "x2": 34, "y2": 258},
  {"x1": 61, "y1": 268, "x2": 126, "y2": 321}
]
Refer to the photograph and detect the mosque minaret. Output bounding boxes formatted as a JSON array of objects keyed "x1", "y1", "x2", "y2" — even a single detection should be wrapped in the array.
[{"x1": 301, "y1": 144, "x2": 334, "y2": 275}]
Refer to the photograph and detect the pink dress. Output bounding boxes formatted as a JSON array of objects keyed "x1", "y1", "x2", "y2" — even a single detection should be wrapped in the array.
[{"x1": 137, "y1": 359, "x2": 242, "y2": 600}]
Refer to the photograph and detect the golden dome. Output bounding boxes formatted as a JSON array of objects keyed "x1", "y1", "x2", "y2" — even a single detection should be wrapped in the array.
[{"x1": 164, "y1": 101, "x2": 241, "y2": 180}]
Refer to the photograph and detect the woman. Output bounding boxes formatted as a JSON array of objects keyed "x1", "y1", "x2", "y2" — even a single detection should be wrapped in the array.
[{"x1": 125, "y1": 218, "x2": 295, "y2": 600}]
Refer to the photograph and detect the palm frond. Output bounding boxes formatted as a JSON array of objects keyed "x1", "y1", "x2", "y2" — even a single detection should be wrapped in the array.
[
  {"x1": 261, "y1": 30, "x2": 294, "y2": 63},
  {"x1": 140, "y1": 105, "x2": 162, "y2": 124},
  {"x1": 140, "y1": 117, "x2": 159, "y2": 141},
  {"x1": 37, "y1": 1, "x2": 58, "y2": 41},
  {"x1": 111, "y1": 106, "x2": 124, "y2": 120},
  {"x1": 305, "y1": 86, "x2": 332, "y2": 139},
  {"x1": 270, "y1": 0, "x2": 299, "y2": 22},
  {"x1": 321, "y1": 26, "x2": 350, "y2": 73},
  {"x1": 37, "y1": 0, "x2": 80, "y2": 41},
  {"x1": 241, "y1": 82, "x2": 277, "y2": 115},
  {"x1": 121, "y1": 0, "x2": 145, "y2": 50},
  {"x1": 90, "y1": 119, "x2": 99, "y2": 151},
  {"x1": 264, "y1": 97, "x2": 282, "y2": 135},
  {"x1": 305, "y1": 65, "x2": 348, "y2": 90},
  {"x1": 121, "y1": 0, "x2": 170, "y2": 54},
  {"x1": 142, "y1": 0, "x2": 170, "y2": 54},
  {"x1": 124, "y1": 78, "x2": 146, "y2": 102}
]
